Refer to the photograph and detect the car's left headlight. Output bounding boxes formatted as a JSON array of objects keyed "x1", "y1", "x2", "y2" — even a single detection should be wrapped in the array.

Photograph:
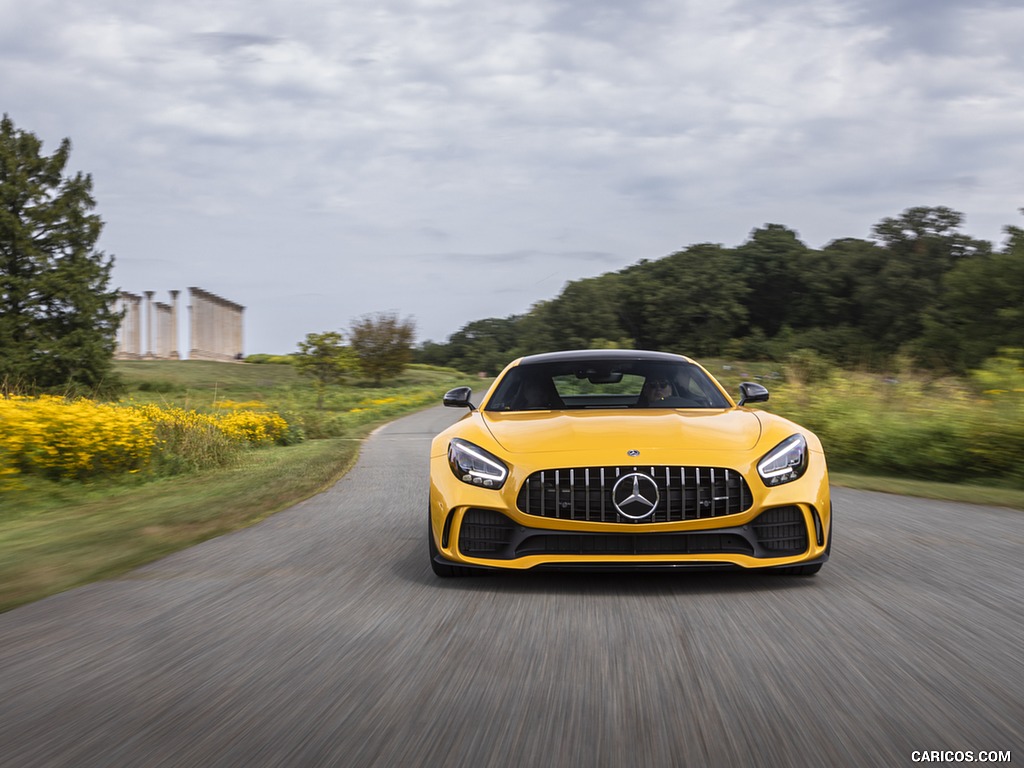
[
  {"x1": 757, "y1": 434, "x2": 808, "y2": 486},
  {"x1": 448, "y1": 438, "x2": 508, "y2": 489}
]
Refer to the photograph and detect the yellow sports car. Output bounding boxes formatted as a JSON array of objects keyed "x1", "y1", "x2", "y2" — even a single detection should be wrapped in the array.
[{"x1": 428, "y1": 350, "x2": 831, "y2": 576}]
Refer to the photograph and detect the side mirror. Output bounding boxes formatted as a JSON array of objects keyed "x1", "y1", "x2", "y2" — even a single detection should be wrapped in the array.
[
  {"x1": 443, "y1": 386, "x2": 476, "y2": 410},
  {"x1": 738, "y1": 382, "x2": 769, "y2": 406}
]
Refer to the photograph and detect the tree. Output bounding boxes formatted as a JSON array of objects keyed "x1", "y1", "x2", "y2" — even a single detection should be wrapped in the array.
[
  {"x1": 1, "y1": 114, "x2": 121, "y2": 394},
  {"x1": 914, "y1": 219, "x2": 1024, "y2": 371},
  {"x1": 618, "y1": 244, "x2": 748, "y2": 355},
  {"x1": 863, "y1": 206, "x2": 990, "y2": 356},
  {"x1": 294, "y1": 331, "x2": 356, "y2": 409},
  {"x1": 443, "y1": 315, "x2": 521, "y2": 375},
  {"x1": 349, "y1": 312, "x2": 416, "y2": 385},
  {"x1": 735, "y1": 224, "x2": 809, "y2": 337},
  {"x1": 543, "y1": 274, "x2": 629, "y2": 351},
  {"x1": 791, "y1": 238, "x2": 881, "y2": 367}
]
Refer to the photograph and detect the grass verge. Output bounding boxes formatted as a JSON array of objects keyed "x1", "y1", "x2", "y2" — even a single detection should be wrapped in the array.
[
  {"x1": 830, "y1": 472, "x2": 1024, "y2": 511},
  {"x1": 1, "y1": 360, "x2": 474, "y2": 613},
  {"x1": 0, "y1": 435, "x2": 366, "y2": 613}
]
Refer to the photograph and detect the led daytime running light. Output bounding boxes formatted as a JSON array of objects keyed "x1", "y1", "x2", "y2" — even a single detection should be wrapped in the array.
[
  {"x1": 448, "y1": 438, "x2": 508, "y2": 489},
  {"x1": 757, "y1": 434, "x2": 808, "y2": 486}
]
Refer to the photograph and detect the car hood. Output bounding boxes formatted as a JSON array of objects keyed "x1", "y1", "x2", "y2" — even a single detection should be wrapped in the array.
[{"x1": 480, "y1": 409, "x2": 763, "y2": 454}]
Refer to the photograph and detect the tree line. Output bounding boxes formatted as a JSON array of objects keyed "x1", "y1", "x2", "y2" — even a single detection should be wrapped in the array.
[{"x1": 416, "y1": 207, "x2": 1024, "y2": 375}]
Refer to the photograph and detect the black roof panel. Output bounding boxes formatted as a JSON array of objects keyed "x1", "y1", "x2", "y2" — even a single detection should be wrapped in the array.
[{"x1": 517, "y1": 349, "x2": 692, "y2": 365}]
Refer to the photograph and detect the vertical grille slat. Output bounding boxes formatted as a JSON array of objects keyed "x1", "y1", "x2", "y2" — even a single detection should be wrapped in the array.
[
  {"x1": 695, "y1": 467, "x2": 702, "y2": 520},
  {"x1": 554, "y1": 469, "x2": 560, "y2": 520},
  {"x1": 540, "y1": 471, "x2": 546, "y2": 517},
  {"x1": 711, "y1": 468, "x2": 718, "y2": 517},
  {"x1": 569, "y1": 469, "x2": 575, "y2": 518},
  {"x1": 665, "y1": 467, "x2": 672, "y2": 520},
  {"x1": 518, "y1": 465, "x2": 753, "y2": 524},
  {"x1": 584, "y1": 468, "x2": 591, "y2": 521},
  {"x1": 724, "y1": 469, "x2": 730, "y2": 516}
]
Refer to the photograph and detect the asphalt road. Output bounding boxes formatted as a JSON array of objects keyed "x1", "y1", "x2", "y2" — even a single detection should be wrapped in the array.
[{"x1": 1, "y1": 405, "x2": 1021, "y2": 768}]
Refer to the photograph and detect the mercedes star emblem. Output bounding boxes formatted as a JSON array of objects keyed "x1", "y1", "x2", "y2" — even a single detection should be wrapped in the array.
[{"x1": 611, "y1": 472, "x2": 660, "y2": 520}]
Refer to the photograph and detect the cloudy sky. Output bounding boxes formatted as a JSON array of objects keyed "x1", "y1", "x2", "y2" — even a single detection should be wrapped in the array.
[{"x1": 3, "y1": 0, "x2": 1022, "y2": 354}]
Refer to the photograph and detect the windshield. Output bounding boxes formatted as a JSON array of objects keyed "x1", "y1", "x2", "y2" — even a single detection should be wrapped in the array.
[{"x1": 484, "y1": 359, "x2": 731, "y2": 411}]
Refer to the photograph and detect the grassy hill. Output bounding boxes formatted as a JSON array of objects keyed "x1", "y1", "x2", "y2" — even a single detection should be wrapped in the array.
[{"x1": 115, "y1": 359, "x2": 303, "y2": 393}]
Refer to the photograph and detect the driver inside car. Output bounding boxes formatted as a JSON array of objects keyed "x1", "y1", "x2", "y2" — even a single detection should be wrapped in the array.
[{"x1": 640, "y1": 376, "x2": 673, "y2": 405}]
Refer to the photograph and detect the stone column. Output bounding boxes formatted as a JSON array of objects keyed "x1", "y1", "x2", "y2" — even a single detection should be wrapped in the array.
[
  {"x1": 234, "y1": 304, "x2": 245, "y2": 359},
  {"x1": 169, "y1": 290, "x2": 180, "y2": 359},
  {"x1": 114, "y1": 293, "x2": 127, "y2": 359},
  {"x1": 189, "y1": 287, "x2": 200, "y2": 360},
  {"x1": 154, "y1": 302, "x2": 172, "y2": 358},
  {"x1": 143, "y1": 291, "x2": 155, "y2": 359},
  {"x1": 214, "y1": 297, "x2": 223, "y2": 358},
  {"x1": 126, "y1": 293, "x2": 142, "y2": 358}
]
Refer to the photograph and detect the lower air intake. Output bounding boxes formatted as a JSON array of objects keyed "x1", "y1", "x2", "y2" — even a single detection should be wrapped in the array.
[{"x1": 752, "y1": 506, "x2": 808, "y2": 556}]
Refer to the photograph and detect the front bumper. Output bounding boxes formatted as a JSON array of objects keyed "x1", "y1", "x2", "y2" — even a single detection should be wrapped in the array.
[{"x1": 429, "y1": 454, "x2": 832, "y2": 572}]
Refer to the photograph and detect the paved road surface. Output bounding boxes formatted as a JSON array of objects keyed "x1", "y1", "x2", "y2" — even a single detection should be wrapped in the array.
[{"x1": 1, "y1": 405, "x2": 1021, "y2": 767}]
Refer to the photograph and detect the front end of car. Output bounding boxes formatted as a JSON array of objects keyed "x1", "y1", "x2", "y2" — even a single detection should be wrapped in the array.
[{"x1": 429, "y1": 408, "x2": 831, "y2": 576}]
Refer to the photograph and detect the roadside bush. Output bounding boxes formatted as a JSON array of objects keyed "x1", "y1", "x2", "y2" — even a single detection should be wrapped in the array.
[
  {"x1": 766, "y1": 361, "x2": 1024, "y2": 487},
  {"x1": 150, "y1": 416, "x2": 238, "y2": 475},
  {"x1": 298, "y1": 410, "x2": 350, "y2": 439},
  {"x1": 274, "y1": 412, "x2": 307, "y2": 446},
  {"x1": 783, "y1": 348, "x2": 833, "y2": 386},
  {"x1": 217, "y1": 410, "x2": 289, "y2": 445},
  {"x1": 1, "y1": 397, "x2": 295, "y2": 483},
  {"x1": 0, "y1": 395, "x2": 154, "y2": 481},
  {"x1": 245, "y1": 354, "x2": 296, "y2": 365},
  {"x1": 137, "y1": 380, "x2": 178, "y2": 393},
  {"x1": 964, "y1": 350, "x2": 1024, "y2": 483}
]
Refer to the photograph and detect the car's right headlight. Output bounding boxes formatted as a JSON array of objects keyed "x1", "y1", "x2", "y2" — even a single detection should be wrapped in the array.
[
  {"x1": 448, "y1": 438, "x2": 508, "y2": 489},
  {"x1": 757, "y1": 434, "x2": 808, "y2": 486}
]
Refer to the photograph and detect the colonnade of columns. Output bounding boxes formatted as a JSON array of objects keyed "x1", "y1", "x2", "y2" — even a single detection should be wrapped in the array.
[
  {"x1": 114, "y1": 287, "x2": 243, "y2": 361},
  {"x1": 188, "y1": 287, "x2": 245, "y2": 362}
]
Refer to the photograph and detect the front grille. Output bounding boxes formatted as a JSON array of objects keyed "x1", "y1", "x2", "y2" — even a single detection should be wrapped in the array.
[
  {"x1": 516, "y1": 466, "x2": 753, "y2": 523},
  {"x1": 751, "y1": 506, "x2": 808, "y2": 555}
]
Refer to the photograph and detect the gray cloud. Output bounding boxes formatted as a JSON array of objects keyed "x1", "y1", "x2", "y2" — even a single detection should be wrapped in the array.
[
  {"x1": 3, "y1": 0, "x2": 1022, "y2": 352},
  {"x1": 193, "y1": 32, "x2": 283, "y2": 52}
]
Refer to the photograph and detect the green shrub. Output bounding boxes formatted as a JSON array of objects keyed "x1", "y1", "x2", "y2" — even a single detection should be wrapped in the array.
[
  {"x1": 150, "y1": 419, "x2": 240, "y2": 475},
  {"x1": 297, "y1": 410, "x2": 350, "y2": 440},
  {"x1": 766, "y1": 363, "x2": 1024, "y2": 487},
  {"x1": 245, "y1": 354, "x2": 297, "y2": 365},
  {"x1": 137, "y1": 380, "x2": 177, "y2": 393},
  {"x1": 783, "y1": 348, "x2": 833, "y2": 385}
]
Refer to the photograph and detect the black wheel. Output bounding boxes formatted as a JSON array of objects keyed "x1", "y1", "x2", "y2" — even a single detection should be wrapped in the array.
[{"x1": 428, "y1": 509, "x2": 474, "y2": 577}]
